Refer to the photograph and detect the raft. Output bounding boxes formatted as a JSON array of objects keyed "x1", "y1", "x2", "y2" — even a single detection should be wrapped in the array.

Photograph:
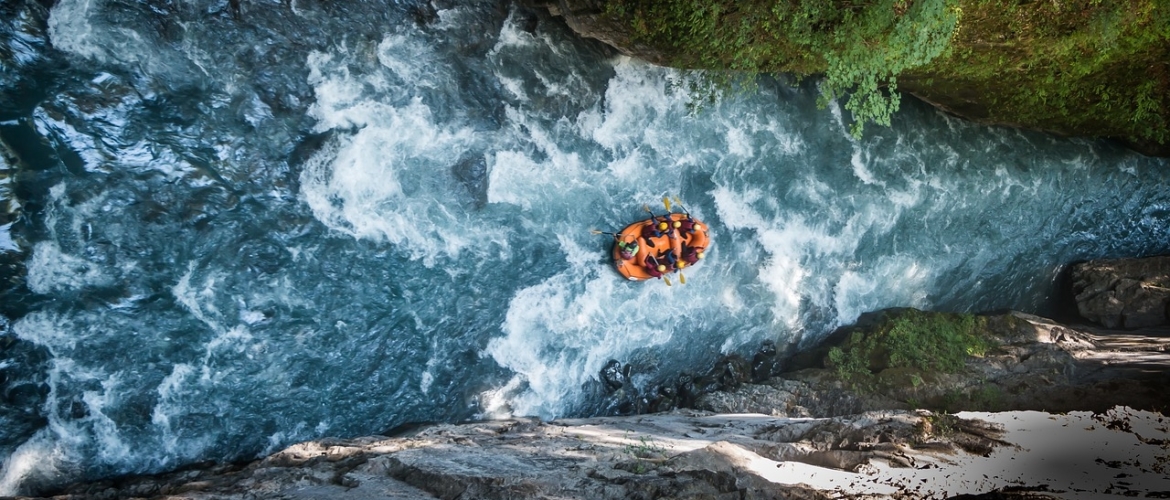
[{"x1": 612, "y1": 212, "x2": 709, "y2": 281}]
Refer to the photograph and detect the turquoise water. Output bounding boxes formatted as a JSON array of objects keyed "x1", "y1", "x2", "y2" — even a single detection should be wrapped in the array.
[{"x1": 1, "y1": 0, "x2": 1168, "y2": 493}]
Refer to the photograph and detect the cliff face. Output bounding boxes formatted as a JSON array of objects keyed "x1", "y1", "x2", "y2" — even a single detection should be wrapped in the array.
[{"x1": 525, "y1": 0, "x2": 1170, "y2": 156}]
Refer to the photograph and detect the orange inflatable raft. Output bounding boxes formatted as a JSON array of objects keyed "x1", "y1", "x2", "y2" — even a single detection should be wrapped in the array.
[{"x1": 611, "y1": 213, "x2": 710, "y2": 281}]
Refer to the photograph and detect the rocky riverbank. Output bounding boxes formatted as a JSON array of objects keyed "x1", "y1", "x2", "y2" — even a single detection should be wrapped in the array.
[{"x1": 38, "y1": 407, "x2": 1170, "y2": 500}]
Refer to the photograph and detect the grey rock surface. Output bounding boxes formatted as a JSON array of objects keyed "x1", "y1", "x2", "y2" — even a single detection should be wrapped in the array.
[
  {"x1": 44, "y1": 411, "x2": 1011, "y2": 500},
  {"x1": 1072, "y1": 255, "x2": 1170, "y2": 328}
]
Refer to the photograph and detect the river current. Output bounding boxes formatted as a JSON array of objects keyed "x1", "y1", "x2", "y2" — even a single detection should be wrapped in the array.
[{"x1": 1, "y1": 0, "x2": 1168, "y2": 494}]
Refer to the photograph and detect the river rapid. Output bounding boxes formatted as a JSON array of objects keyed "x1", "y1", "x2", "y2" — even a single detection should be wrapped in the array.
[{"x1": 1, "y1": 0, "x2": 1168, "y2": 494}]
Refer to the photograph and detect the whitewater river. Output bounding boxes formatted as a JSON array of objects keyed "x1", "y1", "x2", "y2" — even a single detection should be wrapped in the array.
[{"x1": 1, "y1": 0, "x2": 1168, "y2": 493}]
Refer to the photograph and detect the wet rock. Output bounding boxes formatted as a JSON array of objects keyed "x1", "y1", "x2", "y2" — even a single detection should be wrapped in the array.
[
  {"x1": 521, "y1": 0, "x2": 671, "y2": 65},
  {"x1": 451, "y1": 154, "x2": 490, "y2": 209},
  {"x1": 1072, "y1": 255, "x2": 1170, "y2": 329},
  {"x1": 599, "y1": 359, "x2": 630, "y2": 392},
  {"x1": 712, "y1": 354, "x2": 751, "y2": 391},
  {"x1": 751, "y1": 340, "x2": 777, "y2": 382}
]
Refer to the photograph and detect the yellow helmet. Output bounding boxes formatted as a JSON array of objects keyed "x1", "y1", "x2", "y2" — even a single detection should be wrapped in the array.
[
  {"x1": 673, "y1": 221, "x2": 681, "y2": 228},
  {"x1": 657, "y1": 222, "x2": 668, "y2": 230},
  {"x1": 678, "y1": 262, "x2": 687, "y2": 269},
  {"x1": 656, "y1": 264, "x2": 666, "y2": 272},
  {"x1": 695, "y1": 224, "x2": 703, "y2": 231},
  {"x1": 697, "y1": 251, "x2": 705, "y2": 259}
]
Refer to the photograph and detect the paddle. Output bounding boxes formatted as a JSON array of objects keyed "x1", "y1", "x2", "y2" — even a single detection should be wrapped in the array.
[
  {"x1": 672, "y1": 196, "x2": 690, "y2": 216},
  {"x1": 663, "y1": 196, "x2": 671, "y2": 212}
]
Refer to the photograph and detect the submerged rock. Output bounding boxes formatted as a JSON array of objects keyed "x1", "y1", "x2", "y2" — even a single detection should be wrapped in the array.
[{"x1": 451, "y1": 154, "x2": 490, "y2": 209}]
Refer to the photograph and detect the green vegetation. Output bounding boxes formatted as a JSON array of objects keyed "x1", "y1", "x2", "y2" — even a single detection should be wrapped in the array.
[
  {"x1": 825, "y1": 309, "x2": 994, "y2": 388},
  {"x1": 600, "y1": 0, "x2": 1169, "y2": 148},
  {"x1": 605, "y1": 0, "x2": 961, "y2": 136},
  {"x1": 908, "y1": 0, "x2": 1169, "y2": 148}
]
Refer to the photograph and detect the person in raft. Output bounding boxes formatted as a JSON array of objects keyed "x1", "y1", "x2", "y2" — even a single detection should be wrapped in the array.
[
  {"x1": 644, "y1": 254, "x2": 667, "y2": 278},
  {"x1": 681, "y1": 245, "x2": 705, "y2": 265},
  {"x1": 616, "y1": 238, "x2": 639, "y2": 260},
  {"x1": 641, "y1": 218, "x2": 671, "y2": 239},
  {"x1": 662, "y1": 248, "x2": 679, "y2": 270}
]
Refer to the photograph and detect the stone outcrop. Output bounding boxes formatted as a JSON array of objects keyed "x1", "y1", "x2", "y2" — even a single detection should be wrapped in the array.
[
  {"x1": 519, "y1": 0, "x2": 669, "y2": 65},
  {"x1": 36, "y1": 407, "x2": 1170, "y2": 499},
  {"x1": 1072, "y1": 256, "x2": 1170, "y2": 329},
  {"x1": 42, "y1": 411, "x2": 1014, "y2": 500}
]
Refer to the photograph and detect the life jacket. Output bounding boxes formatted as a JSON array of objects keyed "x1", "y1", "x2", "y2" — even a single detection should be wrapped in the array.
[{"x1": 617, "y1": 239, "x2": 639, "y2": 260}]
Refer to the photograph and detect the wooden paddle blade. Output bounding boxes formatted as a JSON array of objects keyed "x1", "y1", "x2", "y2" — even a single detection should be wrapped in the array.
[
  {"x1": 663, "y1": 196, "x2": 671, "y2": 211},
  {"x1": 664, "y1": 276, "x2": 672, "y2": 286},
  {"x1": 679, "y1": 273, "x2": 686, "y2": 284}
]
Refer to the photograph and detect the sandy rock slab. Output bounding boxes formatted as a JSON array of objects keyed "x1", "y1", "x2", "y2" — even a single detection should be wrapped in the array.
[{"x1": 35, "y1": 407, "x2": 1170, "y2": 500}]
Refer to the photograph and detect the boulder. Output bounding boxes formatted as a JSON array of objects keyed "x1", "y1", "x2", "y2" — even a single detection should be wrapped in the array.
[{"x1": 1071, "y1": 255, "x2": 1170, "y2": 328}]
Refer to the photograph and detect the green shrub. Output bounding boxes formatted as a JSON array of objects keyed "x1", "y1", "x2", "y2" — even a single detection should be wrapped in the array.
[{"x1": 825, "y1": 309, "x2": 994, "y2": 386}]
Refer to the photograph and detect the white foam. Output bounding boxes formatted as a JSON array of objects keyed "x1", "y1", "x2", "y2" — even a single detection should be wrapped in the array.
[
  {"x1": 0, "y1": 222, "x2": 18, "y2": 252},
  {"x1": 46, "y1": 0, "x2": 104, "y2": 61},
  {"x1": 26, "y1": 241, "x2": 108, "y2": 295},
  {"x1": 0, "y1": 431, "x2": 63, "y2": 496},
  {"x1": 590, "y1": 59, "x2": 691, "y2": 153},
  {"x1": 376, "y1": 33, "x2": 437, "y2": 85},
  {"x1": 240, "y1": 310, "x2": 266, "y2": 325},
  {"x1": 710, "y1": 179, "x2": 937, "y2": 334},
  {"x1": 833, "y1": 258, "x2": 932, "y2": 326},
  {"x1": 483, "y1": 235, "x2": 679, "y2": 418},
  {"x1": 725, "y1": 127, "x2": 752, "y2": 157},
  {"x1": 301, "y1": 41, "x2": 510, "y2": 266},
  {"x1": 488, "y1": 10, "x2": 537, "y2": 57},
  {"x1": 47, "y1": 0, "x2": 173, "y2": 77},
  {"x1": 1, "y1": 315, "x2": 130, "y2": 495},
  {"x1": 172, "y1": 262, "x2": 225, "y2": 334}
]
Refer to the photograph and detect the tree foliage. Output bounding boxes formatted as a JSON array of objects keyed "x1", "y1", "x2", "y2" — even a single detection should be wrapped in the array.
[
  {"x1": 605, "y1": 0, "x2": 962, "y2": 137},
  {"x1": 602, "y1": 0, "x2": 1169, "y2": 148}
]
